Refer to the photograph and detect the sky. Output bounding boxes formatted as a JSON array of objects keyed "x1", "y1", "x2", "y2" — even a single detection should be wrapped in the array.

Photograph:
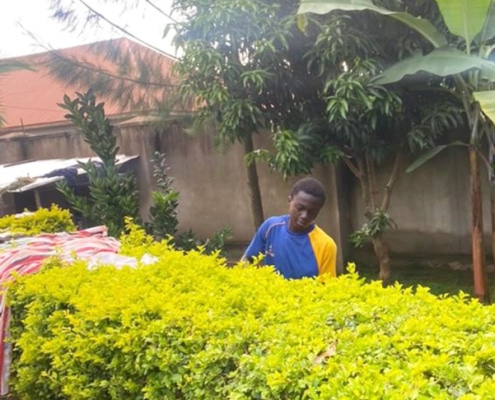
[{"x1": 0, "y1": 0, "x2": 178, "y2": 59}]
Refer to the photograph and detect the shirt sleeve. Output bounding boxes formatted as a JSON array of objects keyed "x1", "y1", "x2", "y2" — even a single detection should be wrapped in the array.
[
  {"x1": 309, "y1": 227, "x2": 338, "y2": 277},
  {"x1": 319, "y1": 240, "x2": 337, "y2": 277},
  {"x1": 243, "y1": 220, "x2": 269, "y2": 261}
]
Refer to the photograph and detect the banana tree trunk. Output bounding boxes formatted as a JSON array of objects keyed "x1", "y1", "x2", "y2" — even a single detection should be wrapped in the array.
[
  {"x1": 470, "y1": 147, "x2": 489, "y2": 303},
  {"x1": 243, "y1": 133, "x2": 264, "y2": 229},
  {"x1": 373, "y1": 233, "x2": 391, "y2": 284},
  {"x1": 491, "y1": 185, "x2": 495, "y2": 271}
]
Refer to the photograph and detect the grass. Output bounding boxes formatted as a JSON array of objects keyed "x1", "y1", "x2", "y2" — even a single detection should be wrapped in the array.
[{"x1": 355, "y1": 262, "x2": 495, "y2": 301}]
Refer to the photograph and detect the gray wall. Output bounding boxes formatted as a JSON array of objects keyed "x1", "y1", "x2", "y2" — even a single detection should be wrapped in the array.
[
  {"x1": 1, "y1": 120, "x2": 489, "y2": 266},
  {"x1": 350, "y1": 145, "x2": 491, "y2": 258},
  {"x1": 117, "y1": 122, "x2": 346, "y2": 265}
]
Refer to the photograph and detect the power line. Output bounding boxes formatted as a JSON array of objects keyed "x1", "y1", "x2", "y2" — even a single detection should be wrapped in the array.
[
  {"x1": 145, "y1": 0, "x2": 182, "y2": 25},
  {"x1": 78, "y1": 0, "x2": 178, "y2": 60}
]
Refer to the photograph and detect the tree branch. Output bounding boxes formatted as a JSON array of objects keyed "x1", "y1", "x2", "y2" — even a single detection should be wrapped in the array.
[
  {"x1": 380, "y1": 152, "x2": 403, "y2": 212},
  {"x1": 342, "y1": 156, "x2": 361, "y2": 178},
  {"x1": 365, "y1": 154, "x2": 376, "y2": 210}
]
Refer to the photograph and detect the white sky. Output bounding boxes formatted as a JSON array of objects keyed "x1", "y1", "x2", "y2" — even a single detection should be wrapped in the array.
[{"x1": 0, "y1": 0, "x2": 178, "y2": 59}]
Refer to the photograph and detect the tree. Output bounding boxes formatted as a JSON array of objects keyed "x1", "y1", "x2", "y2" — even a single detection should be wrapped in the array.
[
  {"x1": 48, "y1": 0, "x2": 302, "y2": 230},
  {"x1": 250, "y1": 0, "x2": 460, "y2": 283},
  {"x1": 168, "y1": 0, "x2": 321, "y2": 229},
  {"x1": 298, "y1": 0, "x2": 495, "y2": 302}
]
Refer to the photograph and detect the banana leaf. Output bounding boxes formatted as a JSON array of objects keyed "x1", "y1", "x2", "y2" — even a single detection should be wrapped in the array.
[
  {"x1": 297, "y1": 0, "x2": 447, "y2": 48},
  {"x1": 373, "y1": 49, "x2": 495, "y2": 85}
]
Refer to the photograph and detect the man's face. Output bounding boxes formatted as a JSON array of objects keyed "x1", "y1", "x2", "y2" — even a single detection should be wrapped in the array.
[{"x1": 288, "y1": 190, "x2": 324, "y2": 232}]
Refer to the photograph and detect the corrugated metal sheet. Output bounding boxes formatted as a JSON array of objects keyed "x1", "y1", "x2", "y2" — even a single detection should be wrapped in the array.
[{"x1": 0, "y1": 155, "x2": 138, "y2": 193}]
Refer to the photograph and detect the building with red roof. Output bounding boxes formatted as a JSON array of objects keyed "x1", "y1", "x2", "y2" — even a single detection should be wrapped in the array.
[{"x1": 0, "y1": 37, "x2": 179, "y2": 135}]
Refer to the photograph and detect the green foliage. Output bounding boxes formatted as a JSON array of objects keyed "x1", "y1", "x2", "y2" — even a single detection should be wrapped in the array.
[
  {"x1": 8, "y1": 244, "x2": 495, "y2": 399},
  {"x1": 255, "y1": 1, "x2": 462, "y2": 178},
  {"x1": 171, "y1": 0, "x2": 313, "y2": 143},
  {"x1": 175, "y1": 227, "x2": 234, "y2": 256},
  {"x1": 298, "y1": 0, "x2": 448, "y2": 48},
  {"x1": 56, "y1": 89, "x2": 140, "y2": 237},
  {"x1": 246, "y1": 0, "x2": 463, "y2": 276},
  {"x1": 146, "y1": 152, "x2": 232, "y2": 255},
  {"x1": 0, "y1": 205, "x2": 76, "y2": 235},
  {"x1": 179, "y1": 228, "x2": 234, "y2": 256},
  {"x1": 147, "y1": 151, "x2": 180, "y2": 241},
  {"x1": 56, "y1": 92, "x2": 229, "y2": 253},
  {"x1": 350, "y1": 209, "x2": 397, "y2": 248}
]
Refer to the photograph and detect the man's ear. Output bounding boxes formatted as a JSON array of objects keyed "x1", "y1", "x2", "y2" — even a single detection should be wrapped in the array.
[{"x1": 287, "y1": 195, "x2": 292, "y2": 204}]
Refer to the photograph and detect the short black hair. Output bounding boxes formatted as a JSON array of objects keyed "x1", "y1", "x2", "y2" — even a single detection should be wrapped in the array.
[{"x1": 290, "y1": 177, "x2": 326, "y2": 204}]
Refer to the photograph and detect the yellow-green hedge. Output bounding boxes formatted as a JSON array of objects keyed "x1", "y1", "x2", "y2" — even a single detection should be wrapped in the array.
[
  {"x1": 7, "y1": 229, "x2": 495, "y2": 399},
  {"x1": 0, "y1": 205, "x2": 76, "y2": 235}
]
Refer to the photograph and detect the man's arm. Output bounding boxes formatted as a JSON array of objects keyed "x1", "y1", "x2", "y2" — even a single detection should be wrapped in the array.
[
  {"x1": 319, "y1": 240, "x2": 337, "y2": 277},
  {"x1": 241, "y1": 221, "x2": 268, "y2": 263},
  {"x1": 309, "y1": 227, "x2": 337, "y2": 277}
]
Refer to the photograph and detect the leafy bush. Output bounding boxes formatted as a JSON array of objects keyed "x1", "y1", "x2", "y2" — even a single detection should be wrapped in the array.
[
  {"x1": 147, "y1": 151, "x2": 180, "y2": 241},
  {"x1": 0, "y1": 205, "x2": 76, "y2": 235},
  {"x1": 56, "y1": 91, "x2": 230, "y2": 254},
  {"x1": 7, "y1": 226, "x2": 495, "y2": 399},
  {"x1": 57, "y1": 90, "x2": 140, "y2": 237},
  {"x1": 147, "y1": 152, "x2": 232, "y2": 255}
]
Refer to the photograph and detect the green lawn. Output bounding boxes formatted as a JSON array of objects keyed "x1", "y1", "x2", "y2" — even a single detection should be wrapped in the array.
[{"x1": 355, "y1": 262, "x2": 495, "y2": 300}]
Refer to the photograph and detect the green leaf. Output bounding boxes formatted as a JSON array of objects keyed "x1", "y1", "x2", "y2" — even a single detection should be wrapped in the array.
[
  {"x1": 474, "y1": 90, "x2": 495, "y2": 125},
  {"x1": 406, "y1": 141, "x2": 467, "y2": 173},
  {"x1": 297, "y1": 14, "x2": 308, "y2": 32},
  {"x1": 297, "y1": 0, "x2": 448, "y2": 48},
  {"x1": 435, "y1": 0, "x2": 492, "y2": 47},
  {"x1": 474, "y1": 1, "x2": 495, "y2": 44},
  {"x1": 373, "y1": 49, "x2": 495, "y2": 85}
]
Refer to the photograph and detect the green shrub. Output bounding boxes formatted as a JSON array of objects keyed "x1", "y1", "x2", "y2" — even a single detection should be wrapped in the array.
[
  {"x1": 57, "y1": 90, "x2": 140, "y2": 237},
  {"x1": 7, "y1": 228, "x2": 495, "y2": 399},
  {"x1": 147, "y1": 152, "x2": 232, "y2": 255},
  {"x1": 0, "y1": 205, "x2": 76, "y2": 235}
]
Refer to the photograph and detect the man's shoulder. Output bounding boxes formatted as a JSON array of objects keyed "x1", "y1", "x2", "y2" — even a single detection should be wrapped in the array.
[
  {"x1": 264, "y1": 215, "x2": 287, "y2": 225},
  {"x1": 259, "y1": 215, "x2": 287, "y2": 235}
]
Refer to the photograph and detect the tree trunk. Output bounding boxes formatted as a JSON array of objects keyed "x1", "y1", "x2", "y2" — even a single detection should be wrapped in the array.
[
  {"x1": 243, "y1": 133, "x2": 264, "y2": 229},
  {"x1": 470, "y1": 147, "x2": 489, "y2": 303},
  {"x1": 490, "y1": 185, "x2": 495, "y2": 270},
  {"x1": 373, "y1": 233, "x2": 391, "y2": 284}
]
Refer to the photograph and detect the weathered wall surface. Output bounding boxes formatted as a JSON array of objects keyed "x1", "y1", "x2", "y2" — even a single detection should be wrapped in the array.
[
  {"x1": 0, "y1": 123, "x2": 346, "y2": 266},
  {"x1": 117, "y1": 123, "x2": 346, "y2": 264},
  {"x1": 1, "y1": 121, "x2": 489, "y2": 265},
  {"x1": 350, "y1": 145, "x2": 491, "y2": 258}
]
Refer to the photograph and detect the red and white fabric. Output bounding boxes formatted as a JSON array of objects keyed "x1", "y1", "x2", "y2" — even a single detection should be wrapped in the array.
[{"x1": 0, "y1": 226, "x2": 121, "y2": 395}]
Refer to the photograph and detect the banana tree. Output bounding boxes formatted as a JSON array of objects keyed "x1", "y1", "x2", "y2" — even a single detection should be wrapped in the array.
[{"x1": 298, "y1": 0, "x2": 495, "y2": 303}]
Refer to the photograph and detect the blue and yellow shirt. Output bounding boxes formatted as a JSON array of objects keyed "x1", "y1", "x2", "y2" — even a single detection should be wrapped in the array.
[{"x1": 244, "y1": 215, "x2": 337, "y2": 279}]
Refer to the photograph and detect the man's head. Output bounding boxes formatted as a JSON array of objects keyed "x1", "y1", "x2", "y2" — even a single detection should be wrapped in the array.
[{"x1": 287, "y1": 177, "x2": 326, "y2": 232}]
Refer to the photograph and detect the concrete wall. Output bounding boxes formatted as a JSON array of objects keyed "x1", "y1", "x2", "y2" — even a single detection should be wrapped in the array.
[
  {"x1": 117, "y1": 123, "x2": 346, "y2": 264},
  {"x1": 0, "y1": 123, "x2": 346, "y2": 266},
  {"x1": 350, "y1": 145, "x2": 491, "y2": 258},
  {"x1": 1, "y1": 121, "x2": 489, "y2": 266}
]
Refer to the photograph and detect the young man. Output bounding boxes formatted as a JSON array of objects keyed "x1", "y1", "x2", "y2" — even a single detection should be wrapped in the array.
[{"x1": 242, "y1": 177, "x2": 337, "y2": 279}]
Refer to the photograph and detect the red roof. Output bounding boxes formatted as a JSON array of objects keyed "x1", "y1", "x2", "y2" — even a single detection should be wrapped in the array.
[{"x1": 0, "y1": 38, "x2": 177, "y2": 131}]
